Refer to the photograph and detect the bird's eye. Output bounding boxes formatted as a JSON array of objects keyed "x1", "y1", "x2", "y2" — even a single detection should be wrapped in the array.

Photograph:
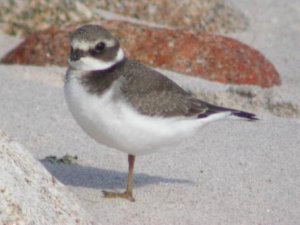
[{"x1": 95, "y1": 42, "x2": 106, "y2": 53}]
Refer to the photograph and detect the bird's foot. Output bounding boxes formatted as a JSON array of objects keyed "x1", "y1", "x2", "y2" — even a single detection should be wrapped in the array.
[{"x1": 102, "y1": 190, "x2": 135, "y2": 202}]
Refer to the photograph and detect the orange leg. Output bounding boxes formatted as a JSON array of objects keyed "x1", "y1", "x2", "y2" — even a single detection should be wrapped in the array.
[{"x1": 103, "y1": 154, "x2": 136, "y2": 202}]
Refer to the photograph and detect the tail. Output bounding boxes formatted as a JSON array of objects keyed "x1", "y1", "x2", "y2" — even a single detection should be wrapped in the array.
[
  {"x1": 196, "y1": 101, "x2": 258, "y2": 121},
  {"x1": 230, "y1": 110, "x2": 258, "y2": 121}
]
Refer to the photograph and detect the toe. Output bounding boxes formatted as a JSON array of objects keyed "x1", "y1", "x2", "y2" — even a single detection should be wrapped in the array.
[{"x1": 102, "y1": 190, "x2": 135, "y2": 202}]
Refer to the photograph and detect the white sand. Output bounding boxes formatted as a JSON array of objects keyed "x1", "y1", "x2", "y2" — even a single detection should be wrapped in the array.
[{"x1": 0, "y1": 0, "x2": 300, "y2": 224}]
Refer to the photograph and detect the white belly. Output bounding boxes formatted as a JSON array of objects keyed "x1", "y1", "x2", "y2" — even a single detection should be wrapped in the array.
[{"x1": 64, "y1": 75, "x2": 228, "y2": 155}]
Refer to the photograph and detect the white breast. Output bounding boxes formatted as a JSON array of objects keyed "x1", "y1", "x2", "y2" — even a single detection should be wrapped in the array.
[{"x1": 64, "y1": 72, "x2": 229, "y2": 155}]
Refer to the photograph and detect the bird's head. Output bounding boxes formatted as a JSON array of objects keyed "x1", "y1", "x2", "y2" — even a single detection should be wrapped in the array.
[{"x1": 68, "y1": 24, "x2": 125, "y2": 71}]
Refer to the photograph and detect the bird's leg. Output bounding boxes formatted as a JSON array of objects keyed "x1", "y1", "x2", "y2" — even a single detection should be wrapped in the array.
[
  {"x1": 103, "y1": 154, "x2": 136, "y2": 202},
  {"x1": 126, "y1": 154, "x2": 135, "y2": 198}
]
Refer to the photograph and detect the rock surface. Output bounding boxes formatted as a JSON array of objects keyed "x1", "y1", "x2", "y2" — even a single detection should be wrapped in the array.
[
  {"x1": 1, "y1": 21, "x2": 280, "y2": 87},
  {"x1": 0, "y1": 131, "x2": 94, "y2": 225},
  {"x1": 0, "y1": 0, "x2": 247, "y2": 36},
  {"x1": 95, "y1": 0, "x2": 249, "y2": 33}
]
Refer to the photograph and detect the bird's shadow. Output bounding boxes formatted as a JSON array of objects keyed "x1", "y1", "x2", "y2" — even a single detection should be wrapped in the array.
[{"x1": 41, "y1": 161, "x2": 193, "y2": 190}]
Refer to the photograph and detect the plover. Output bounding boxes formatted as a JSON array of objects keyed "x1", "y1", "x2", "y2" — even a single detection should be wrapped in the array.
[{"x1": 64, "y1": 24, "x2": 257, "y2": 202}]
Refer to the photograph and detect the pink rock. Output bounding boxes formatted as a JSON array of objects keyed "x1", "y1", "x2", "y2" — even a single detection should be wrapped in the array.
[{"x1": 1, "y1": 21, "x2": 280, "y2": 87}]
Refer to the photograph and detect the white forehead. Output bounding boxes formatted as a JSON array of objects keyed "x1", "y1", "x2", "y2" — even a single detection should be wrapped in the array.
[{"x1": 71, "y1": 38, "x2": 116, "y2": 51}]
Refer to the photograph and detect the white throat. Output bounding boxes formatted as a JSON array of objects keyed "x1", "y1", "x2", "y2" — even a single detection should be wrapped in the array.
[{"x1": 68, "y1": 48, "x2": 125, "y2": 71}]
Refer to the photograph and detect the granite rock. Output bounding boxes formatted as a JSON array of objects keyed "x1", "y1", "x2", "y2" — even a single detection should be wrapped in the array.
[
  {"x1": 94, "y1": 0, "x2": 249, "y2": 33},
  {"x1": 0, "y1": 0, "x2": 248, "y2": 36},
  {"x1": 1, "y1": 21, "x2": 280, "y2": 87},
  {"x1": 0, "y1": 130, "x2": 94, "y2": 225}
]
